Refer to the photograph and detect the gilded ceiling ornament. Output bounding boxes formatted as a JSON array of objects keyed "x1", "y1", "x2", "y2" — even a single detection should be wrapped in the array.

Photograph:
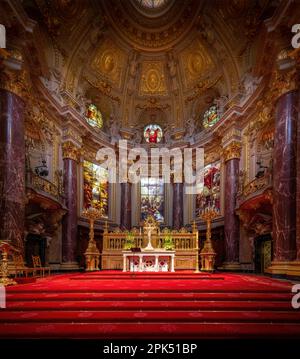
[
  {"x1": 136, "y1": 97, "x2": 170, "y2": 111},
  {"x1": 103, "y1": 0, "x2": 201, "y2": 52},
  {"x1": 92, "y1": 40, "x2": 126, "y2": 88},
  {"x1": 62, "y1": 141, "x2": 81, "y2": 162},
  {"x1": 180, "y1": 39, "x2": 214, "y2": 88},
  {"x1": 140, "y1": 62, "x2": 167, "y2": 95},
  {"x1": 222, "y1": 141, "x2": 242, "y2": 162}
]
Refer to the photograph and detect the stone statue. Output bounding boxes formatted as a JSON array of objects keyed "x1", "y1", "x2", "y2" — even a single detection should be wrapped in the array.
[
  {"x1": 129, "y1": 53, "x2": 138, "y2": 78},
  {"x1": 164, "y1": 125, "x2": 173, "y2": 145},
  {"x1": 109, "y1": 115, "x2": 121, "y2": 144},
  {"x1": 167, "y1": 52, "x2": 178, "y2": 91},
  {"x1": 184, "y1": 116, "x2": 196, "y2": 144},
  {"x1": 133, "y1": 128, "x2": 142, "y2": 144},
  {"x1": 40, "y1": 68, "x2": 63, "y2": 103},
  {"x1": 214, "y1": 95, "x2": 228, "y2": 117},
  {"x1": 240, "y1": 71, "x2": 262, "y2": 100}
]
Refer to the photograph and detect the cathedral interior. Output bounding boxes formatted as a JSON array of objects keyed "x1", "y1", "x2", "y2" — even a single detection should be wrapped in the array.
[{"x1": 0, "y1": 0, "x2": 300, "y2": 342}]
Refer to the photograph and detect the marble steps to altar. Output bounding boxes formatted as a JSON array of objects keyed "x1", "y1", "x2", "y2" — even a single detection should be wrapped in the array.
[
  {"x1": 6, "y1": 291, "x2": 293, "y2": 301},
  {"x1": 3, "y1": 300, "x2": 295, "y2": 311},
  {"x1": 1, "y1": 310, "x2": 300, "y2": 323},
  {"x1": 0, "y1": 322, "x2": 300, "y2": 339}
]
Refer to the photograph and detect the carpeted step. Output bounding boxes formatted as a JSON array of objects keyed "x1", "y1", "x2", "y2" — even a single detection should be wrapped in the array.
[
  {"x1": 4, "y1": 300, "x2": 295, "y2": 311},
  {"x1": 0, "y1": 322, "x2": 300, "y2": 339},
  {"x1": 1, "y1": 310, "x2": 300, "y2": 323},
  {"x1": 6, "y1": 291, "x2": 293, "y2": 302}
]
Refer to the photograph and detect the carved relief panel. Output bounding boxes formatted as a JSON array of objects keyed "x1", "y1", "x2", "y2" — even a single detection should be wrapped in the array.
[
  {"x1": 180, "y1": 39, "x2": 215, "y2": 88},
  {"x1": 139, "y1": 61, "x2": 168, "y2": 96},
  {"x1": 92, "y1": 39, "x2": 126, "y2": 88}
]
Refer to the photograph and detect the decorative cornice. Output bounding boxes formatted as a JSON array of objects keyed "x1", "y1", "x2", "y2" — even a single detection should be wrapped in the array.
[
  {"x1": 62, "y1": 141, "x2": 81, "y2": 162},
  {"x1": 222, "y1": 141, "x2": 242, "y2": 162}
]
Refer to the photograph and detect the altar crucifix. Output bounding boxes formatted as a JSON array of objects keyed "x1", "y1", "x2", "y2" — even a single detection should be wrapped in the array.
[{"x1": 143, "y1": 215, "x2": 157, "y2": 251}]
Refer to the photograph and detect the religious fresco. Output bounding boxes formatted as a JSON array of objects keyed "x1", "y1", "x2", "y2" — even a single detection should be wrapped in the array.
[
  {"x1": 203, "y1": 105, "x2": 220, "y2": 128},
  {"x1": 196, "y1": 162, "x2": 221, "y2": 216},
  {"x1": 141, "y1": 177, "x2": 164, "y2": 222},
  {"x1": 144, "y1": 124, "x2": 163, "y2": 143},
  {"x1": 83, "y1": 160, "x2": 109, "y2": 217},
  {"x1": 85, "y1": 104, "x2": 103, "y2": 129}
]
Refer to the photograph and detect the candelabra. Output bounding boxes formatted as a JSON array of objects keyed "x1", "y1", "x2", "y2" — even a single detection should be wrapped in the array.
[
  {"x1": 82, "y1": 207, "x2": 102, "y2": 271},
  {"x1": 199, "y1": 206, "x2": 219, "y2": 272},
  {"x1": 0, "y1": 242, "x2": 17, "y2": 286},
  {"x1": 193, "y1": 221, "x2": 200, "y2": 273}
]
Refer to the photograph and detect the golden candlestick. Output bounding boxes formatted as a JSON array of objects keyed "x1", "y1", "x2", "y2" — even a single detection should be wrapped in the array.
[
  {"x1": 199, "y1": 208, "x2": 218, "y2": 272},
  {"x1": 82, "y1": 207, "x2": 102, "y2": 271},
  {"x1": 0, "y1": 242, "x2": 17, "y2": 286},
  {"x1": 192, "y1": 221, "x2": 200, "y2": 273}
]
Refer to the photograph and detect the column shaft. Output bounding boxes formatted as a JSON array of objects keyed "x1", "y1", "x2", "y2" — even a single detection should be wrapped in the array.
[
  {"x1": 0, "y1": 89, "x2": 25, "y2": 252},
  {"x1": 62, "y1": 157, "x2": 78, "y2": 267},
  {"x1": 273, "y1": 91, "x2": 297, "y2": 261},
  {"x1": 120, "y1": 182, "x2": 132, "y2": 229},
  {"x1": 173, "y1": 182, "x2": 183, "y2": 229},
  {"x1": 224, "y1": 158, "x2": 240, "y2": 264}
]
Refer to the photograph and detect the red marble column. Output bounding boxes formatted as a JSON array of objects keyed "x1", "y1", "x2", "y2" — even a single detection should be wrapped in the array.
[
  {"x1": 120, "y1": 182, "x2": 131, "y2": 229},
  {"x1": 222, "y1": 141, "x2": 241, "y2": 269},
  {"x1": 173, "y1": 182, "x2": 183, "y2": 229},
  {"x1": 61, "y1": 143, "x2": 79, "y2": 269},
  {"x1": 224, "y1": 157, "x2": 240, "y2": 265},
  {"x1": 297, "y1": 92, "x2": 300, "y2": 261},
  {"x1": 273, "y1": 91, "x2": 297, "y2": 261},
  {"x1": 0, "y1": 89, "x2": 25, "y2": 253}
]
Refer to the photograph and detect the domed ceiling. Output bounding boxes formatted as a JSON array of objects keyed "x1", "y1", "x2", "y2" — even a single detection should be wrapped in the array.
[{"x1": 20, "y1": 0, "x2": 276, "y2": 141}]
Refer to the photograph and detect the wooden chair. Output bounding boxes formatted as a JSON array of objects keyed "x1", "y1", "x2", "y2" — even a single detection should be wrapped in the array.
[
  {"x1": 32, "y1": 255, "x2": 51, "y2": 277},
  {"x1": 12, "y1": 254, "x2": 35, "y2": 278}
]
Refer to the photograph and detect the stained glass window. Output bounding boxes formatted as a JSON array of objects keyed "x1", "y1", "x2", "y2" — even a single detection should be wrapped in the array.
[
  {"x1": 141, "y1": 177, "x2": 164, "y2": 222},
  {"x1": 83, "y1": 160, "x2": 108, "y2": 218},
  {"x1": 203, "y1": 105, "x2": 220, "y2": 128},
  {"x1": 196, "y1": 162, "x2": 221, "y2": 216},
  {"x1": 144, "y1": 124, "x2": 163, "y2": 143},
  {"x1": 85, "y1": 104, "x2": 103, "y2": 129}
]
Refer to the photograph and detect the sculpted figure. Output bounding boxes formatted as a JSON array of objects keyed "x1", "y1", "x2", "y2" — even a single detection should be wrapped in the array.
[
  {"x1": 184, "y1": 116, "x2": 196, "y2": 144},
  {"x1": 109, "y1": 116, "x2": 121, "y2": 144}
]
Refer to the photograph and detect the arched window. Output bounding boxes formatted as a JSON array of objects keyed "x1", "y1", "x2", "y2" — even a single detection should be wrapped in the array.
[
  {"x1": 85, "y1": 104, "x2": 103, "y2": 129},
  {"x1": 195, "y1": 162, "x2": 221, "y2": 216},
  {"x1": 141, "y1": 177, "x2": 164, "y2": 222},
  {"x1": 203, "y1": 105, "x2": 220, "y2": 128},
  {"x1": 144, "y1": 124, "x2": 163, "y2": 143}
]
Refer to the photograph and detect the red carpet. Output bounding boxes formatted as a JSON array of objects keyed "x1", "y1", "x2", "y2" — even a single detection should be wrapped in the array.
[{"x1": 0, "y1": 271, "x2": 300, "y2": 339}]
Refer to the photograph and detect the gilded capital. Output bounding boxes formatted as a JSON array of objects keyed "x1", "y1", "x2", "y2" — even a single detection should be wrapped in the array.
[
  {"x1": 62, "y1": 141, "x2": 80, "y2": 162},
  {"x1": 0, "y1": 68, "x2": 28, "y2": 99},
  {"x1": 222, "y1": 141, "x2": 242, "y2": 162},
  {"x1": 270, "y1": 69, "x2": 298, "y2": 101}
]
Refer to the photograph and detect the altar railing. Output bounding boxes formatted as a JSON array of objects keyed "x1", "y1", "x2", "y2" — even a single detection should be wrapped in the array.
[{"x1": 103, "y1": 225, "x2": 197, "y2": 251}]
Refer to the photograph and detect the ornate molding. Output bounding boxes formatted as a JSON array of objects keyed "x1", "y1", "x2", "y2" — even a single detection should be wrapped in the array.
[
  {"x1": 269, "y1": 68, "x2": 298, "y2": 101},
  {"x1": 222, "y1": 141, "x2": 242, "y2": 162},
  {"x1": 0, "y1": 68, "x2": 29, "y2": 99},
  {"x1": 62, "y1": 141, "x2": 81, "y2": 162}
]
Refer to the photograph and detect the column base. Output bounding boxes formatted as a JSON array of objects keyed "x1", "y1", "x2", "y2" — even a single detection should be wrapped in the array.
[
  {"x1": 60, "y1": 262, "x2": 80, "y2": 271},
  {"x1": 265, "y1": 261, "x2": 300, "y2": 277},
  {"x1": 219, "y1": 262, "x2": 241, "y2": 271}
]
